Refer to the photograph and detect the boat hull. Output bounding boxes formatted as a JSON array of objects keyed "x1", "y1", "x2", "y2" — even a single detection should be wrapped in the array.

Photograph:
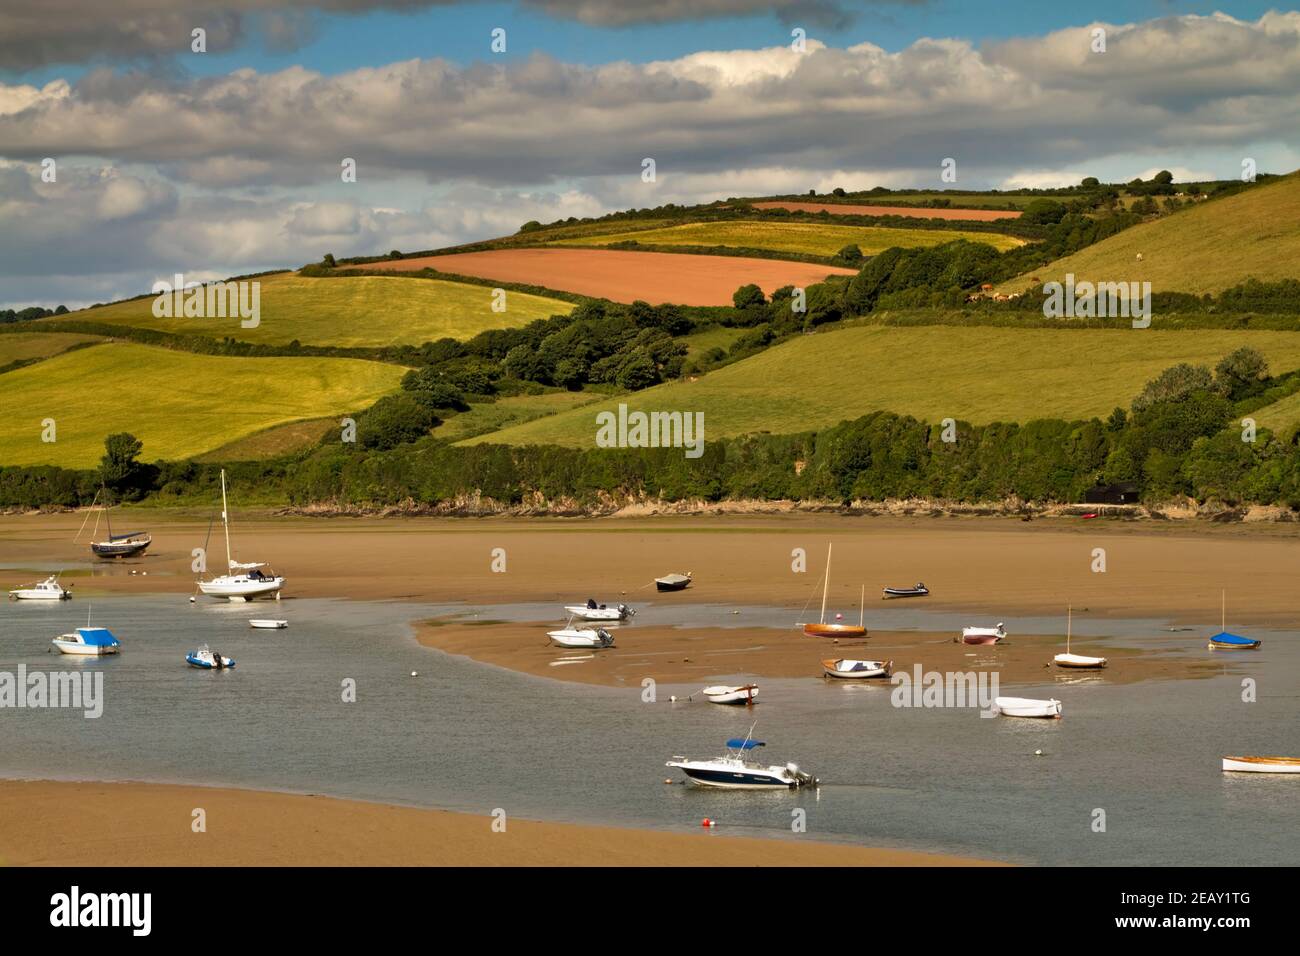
[
  {"x1": 1054, "y1": 653, "x2": 1107, "y2": 669},
  {"x1": 678, "y1": 768, "x2": 796, "y2": 789},
  {"x1": 187, "y1": 654, "x2": 235, "y2": 669},
  {"x1": 655, "y1": 578, "x2": 691, "y2": 592},
  {"x1": 802, "y1": 623, "x2": 868, "y2": 639},
  {"x1": 882, "y1": 588, "x2": 927, "y2": 599},
  {"x1": 198, "y1": 576, "x2": 285, "y2": 600},
  {"x1": 821, "y1": 658, "x2": 891, "y2": 679},
  {"x1": 91, "y1": 538, "x2": 151, "y2": 558},
  {"x1": 702, "y1": 685, "x2": 759, "y2": 705},
  {"x1": 563, "y1": 605, "x2": 632, "y2": 621},
  {"x1": 994, "y1": 696, "x2": 1061, "y2": 718},
  {"x1": 1222, "y1": 756, "x2": 1300, "y2": 774},
  {"x1": 51, "y1": 641, "x2": 119, "y2": 656},
  {"x1": 249, "y1": 620, "x2": 287, "y2": 629},
  {"x1": 962, "y1": 635, "x2": 1002, "y2": 645}
]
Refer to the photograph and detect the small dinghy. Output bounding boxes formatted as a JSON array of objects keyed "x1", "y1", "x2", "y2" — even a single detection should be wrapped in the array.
[
  {"x1": 8, "y1": 575, "x2": 72, "y2": 601},
  {"x1": 994, "y1": 696, "x2": 1061, "y2": 718},
  {"x1": 655, "y1": 572, "x2": 692, "y2": 592},
  {"x1": 249, "y1": 619, "x2": 288, "y2": 629},
  {"x1": 883, "y1": 583, "x2": 928, "y2": 599},
  {"x1": 564, "y1": 600, "x2": 634, "y2": 622},
  {"x1": 187, "y1": 644, "x2": 235, "y2": 669},
  {"x1": 702, "y1": 684, "x2": 759, "y2": 705},
  {"x1": 666, "y1": 734, "x2": 817, "y2": 790},
  {"x1": 822, "y1": 658, "x2": 892, "y2": 679},
  {"x1": 1222, "y1": 756, "x2": 1300, "y2": 774},
  {"x1": 961, "y1": 623, "x2": 1006, "y2": 645},
  {"x1": 1208, "y1": 591, "x2": 1259, "y2": 649},
  {"x1": 547, "y1": 625, "x2": 615, "y2": 649},
  {"x1": 1052, "y1": 606, "x2": 1107, "y2": 668},
  {"x1": 51, "y1": 626, "x2": 121, "y2": 657}
]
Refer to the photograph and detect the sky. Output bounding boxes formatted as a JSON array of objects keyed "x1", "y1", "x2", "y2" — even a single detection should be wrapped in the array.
[{"x1": 1, "y1": 0, "x2": 1298, "y2": 309}]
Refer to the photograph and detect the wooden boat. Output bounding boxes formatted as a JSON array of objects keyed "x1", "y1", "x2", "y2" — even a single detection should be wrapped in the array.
[
  {"x1": 1208, "y1": 592, "x2": 1260, "y2": 650},
  {"x1": 1053, "y1": 606, "x2": 1107, "y2": 668},
  {"x1": 702, "y1": 684, "x2": 759, "y2": 705},
  {"x1": 961, "y1": 623, "x2": 1006, "y2": 645},
  {"x1": 1221, "y1": 756, "x2": 1300, "y2": 774},
  {"x1": 249, "y1": 619, "x2": 288, "y2": 629},
  {"x1": 655, "y1": 572, "x2": 692, "y2": 592},
  {"x1": 799, "y1": 545, "x2": 867, "y2": 638},
  {"x1": 821, "y1": 658, "x2": 892, "y2": 679},
  {"x1": 78, "y1": 487, "x2": 151, "y2": 559},
  {"x1": 882, "y1": 583, "x2": 928, "y2": 599},
  {"x1": 994, "y1": 696, "x2": 1061, "y2": 718}
]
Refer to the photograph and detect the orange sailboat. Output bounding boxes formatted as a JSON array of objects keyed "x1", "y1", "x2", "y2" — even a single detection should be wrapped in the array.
[{"x1": 799, "y1": 544, "x2": 867, "y2": 639}]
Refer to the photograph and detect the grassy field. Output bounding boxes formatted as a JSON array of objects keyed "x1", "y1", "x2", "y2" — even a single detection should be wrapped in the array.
[
  {"x1": 552, "y1": 220, "x2": 1024, "y2": 257},
  {"x1": 0, "y1": 343, "x2": 406, "y2": 466},
  {"x1": 193, "y1": 417, "x2": 336, "y2": 462},
  {"x1": 0, "y1": 331, "x2": 103, "y2": 366},
  {"x1": 461, "y1": 326, "x2": 1300, "y2": 446},
  {"x1": 682, "y1": 325, "x2": 746, "y2": 358},
  {"x1": 435, "y1": 391, "x2": 602, "y2": 443},
  {"x1": 1002, "y1": 173, "x2": 1300, "y2": 295},
  {"x1": 43, "y1": 272, "x2": 573, "y2": 347}
]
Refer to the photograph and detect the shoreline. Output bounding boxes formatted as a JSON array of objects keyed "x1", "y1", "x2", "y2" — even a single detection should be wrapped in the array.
[{"x1": 0, "y1": 780, "x2": 1000, "y2": 867}]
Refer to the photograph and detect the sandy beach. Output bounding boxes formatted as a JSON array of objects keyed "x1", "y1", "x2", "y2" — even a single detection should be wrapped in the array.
[
  {"x1": 5, "y1": 511, "x2": 1299, "y2": 625},
  {"x1": 0, "y1": 781, "x2": 995, "y2": 867}
]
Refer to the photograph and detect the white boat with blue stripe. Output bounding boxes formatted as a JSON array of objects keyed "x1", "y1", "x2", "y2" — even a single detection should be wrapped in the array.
[{"x1": 667, "y1": 735, "x2": 818, "y2": 790}]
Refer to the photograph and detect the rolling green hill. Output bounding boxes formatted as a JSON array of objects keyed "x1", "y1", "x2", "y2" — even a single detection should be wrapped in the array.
[
  {"x1": 0, "y1": 343, "x2": 406, "y2": 466},
  {"x1": 0, "y1": 331, "x2": 103, "y2": 367},
  {"x1": 461, "y1": 325, "x2": 1300, "y2": 446},
  {"x1": 41, "y1": 272, "x2": 573, "y2": 348},
  {"x1": 1001, "y1": 173, "x2": 1300, "y2": 295},
  {"x1": 552, "y1": 220, "x2": 1024, "y2": 258}
]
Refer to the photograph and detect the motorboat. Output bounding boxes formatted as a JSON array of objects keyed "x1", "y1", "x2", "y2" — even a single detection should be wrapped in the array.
[
  {"x1": 702, "y1": 684, "x2": 759, "y2": 705},
  {"x1": 961, "y1": 623, "x2": 1006, "y2": 645},
  {"x1": 994, "y1": 696, "x2": 1061, "y2": 718},
  {"x1": 655, "y1": 572, "x2": 692, "y2": 592},
  {"x1": 883, "y1": 583, "x2": 928, "y2": 599},
  {"x1": 666, "y1": 736, "x2": 817, "y2": 790},
  {"x1": 187, "y1": 644, "x2": 235, "y2": 669},
  {"x1": 51, "y1": 626, "x2": 121, "y2": 656},
  {"x1": 1052, "y1": 606, "x2": 1106, "y2": 668},
  {"x1": 249, "y1": 619, "x2": 288, "y2": 629},
  {"x1": 822, "y1": 658, "x2": 892, "y2": 679},
  {"x1": 799, "y1": 544, "x2": 867, "y2": 638},
  {"x1": 564, "y1": 600, "x2": 634, "y2": 622},
  {"x1": 198, "y1": 469, "x2": 285, "y2": 601},
  {"x1": 547, "y1": 625, "x2": 615, "y2": 648},
  {"x1": 8, "y1": 575, "x2": 72, "y2": 601},
  {"x1": 1221, "y1": 756, "x2": 1300, "y2": 774}
]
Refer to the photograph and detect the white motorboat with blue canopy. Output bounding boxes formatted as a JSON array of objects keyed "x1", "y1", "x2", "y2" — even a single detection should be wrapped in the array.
[
  {"x1": 564, "y1": 599, "x2": 634, "y2": 622},
  {"x1": 666, "y1": 735, "x2": 817, "y2": 790},
  {"x1": 51, "y1": 626, "x2": 121, "y2": 656},
  {"x1": 198, "y1": 469, "x2": 285, "y2": 601},
  {"x1": 8, "y1": 575, "x2": 72, "y2": 601}
]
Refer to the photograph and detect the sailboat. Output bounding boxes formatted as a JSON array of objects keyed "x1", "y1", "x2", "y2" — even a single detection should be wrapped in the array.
[
  {"x1": 1208, "y1": 591, "x2": 1261, "y2": 650},
  {"x1": 78, "y1": 487, "x2": 151, "y2": 559},
  {"x1": 799, "y1": 544, "x2": 867, "y2": 638},
  {"x1": 197, "y1": 469, "x2": 285, "y2": 601},
  {"x1": 1053, "y1": 605, "x2": 1107, "y2": 669}
]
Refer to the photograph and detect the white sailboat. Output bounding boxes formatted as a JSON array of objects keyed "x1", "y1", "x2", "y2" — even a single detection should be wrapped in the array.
[
  {"x1": 198, "y1": 469, "x2": 285, "y2": 602},
  {"x1": 1053, "y1": 605, "x2": 1107, "y2": 669}
]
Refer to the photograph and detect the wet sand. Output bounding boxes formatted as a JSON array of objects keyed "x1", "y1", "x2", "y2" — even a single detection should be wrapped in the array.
[
  {"x1": 0, "y1": 781, "x2": 995, "y2": 867},
  {"x1": 416, "y1": 620, "x2": 1227, "y2": 689},
  {"x1": 6, "y1": 511, "x2": 1300, "y2": 627}
]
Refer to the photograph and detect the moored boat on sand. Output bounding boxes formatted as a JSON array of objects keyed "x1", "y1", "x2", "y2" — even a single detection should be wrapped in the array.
[
  {"x1": 1052, "y1": 606, "x2": 1107, "y2": 669},
  {"x1": 1221, "y1": 756, "x2": 1300, "y2": 774},
  {"x1": 8, "y1": 575, "x2": 72, "y2": 601},
  {"x1": 821, "y1": 658, "x2": 892, "y2": 679},
  {"x1": 961, "y1": 623, "x2": 1006, "y2": 645},
  {"x1": 564, "y1": 600, "x2": 634, "y2": 622},
  {"x1": 799, "y1": 545, "x2": 867, "y2": 638},
  {"x1": 654, "y1": 572, "x2": 692, "y2": 592},
  {"x1": 198, "y1": 470, "x2": 285, "y2": 601},
  {"x1": 883, "y1": 583, "x2": 928, "y2": 599},
  {"x1": 547, "y1": 625, "x2": 615, "y2": 648}
]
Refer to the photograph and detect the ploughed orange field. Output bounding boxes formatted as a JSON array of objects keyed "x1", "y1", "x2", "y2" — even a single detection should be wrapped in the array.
[
  {"x1": 354, "y1": 248, "x2": 856, "y2": 305},
  {"x1": 751, "y1": 201, "x2": 1022, "y2": 222}
]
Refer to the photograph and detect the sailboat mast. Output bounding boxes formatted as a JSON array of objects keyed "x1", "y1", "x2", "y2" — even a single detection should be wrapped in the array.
[
  {"x1": 820, "y1": 543, "x2": 832, "y2": 625},
  {"x1": 220, "y1": 469, "x2": 232, "y2": 574},
  {"x1": 1221, "y1": 589, "x2": 1226, "y2": 631},
  {"x1": 1067, "y1": 604, "x2": 1072, "y2": 654},
  {"x1": 860, "y1": 583, "x2": 865, "y2": 628}
]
